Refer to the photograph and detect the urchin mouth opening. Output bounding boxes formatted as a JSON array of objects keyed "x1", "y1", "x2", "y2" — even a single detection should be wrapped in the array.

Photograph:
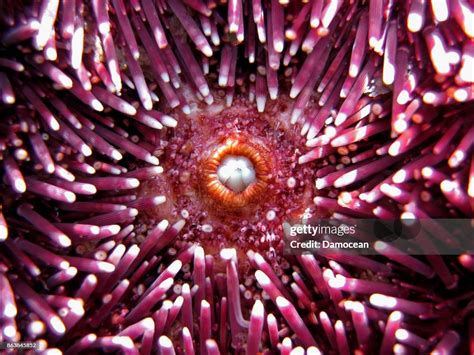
[
  {"x1": 198, "y1": 133, "x2": 273, "y2": 209},
  {"x1": 217, "y1": 155, "x2": 256, "y2": 193}
]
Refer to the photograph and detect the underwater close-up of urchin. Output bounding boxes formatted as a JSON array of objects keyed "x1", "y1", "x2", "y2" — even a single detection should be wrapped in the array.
[{"x1": 0, "y1": 0, "x2": 473, "y2": 354}]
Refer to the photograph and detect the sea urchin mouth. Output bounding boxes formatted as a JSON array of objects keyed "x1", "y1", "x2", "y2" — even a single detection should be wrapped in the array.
[
  {"x1": 139, "y1": 94, "x2": 316, "y2": 250},
  {"x1": 200, "y1": 133, "x2": 272, "y2": 209}
]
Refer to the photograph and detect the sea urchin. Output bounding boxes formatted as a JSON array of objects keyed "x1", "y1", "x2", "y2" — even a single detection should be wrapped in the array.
[{"x1": 0, "y1": 0, "x2": 473, "y2": 354}]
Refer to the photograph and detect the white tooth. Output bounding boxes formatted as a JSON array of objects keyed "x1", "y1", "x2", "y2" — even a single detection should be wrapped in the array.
[{"x1": 217, "y1": 155, "x2": 256, "y2": 193}]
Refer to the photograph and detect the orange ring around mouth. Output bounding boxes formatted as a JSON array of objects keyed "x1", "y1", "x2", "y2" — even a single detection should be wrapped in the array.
[{"x1": 200, "y1": 134, "x2": 272, "y2": 209}]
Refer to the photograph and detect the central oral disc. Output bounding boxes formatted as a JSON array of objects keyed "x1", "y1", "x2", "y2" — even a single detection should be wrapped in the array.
[{"x1": 217, "y1": 155, "x2": 256, "y2": 193}]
